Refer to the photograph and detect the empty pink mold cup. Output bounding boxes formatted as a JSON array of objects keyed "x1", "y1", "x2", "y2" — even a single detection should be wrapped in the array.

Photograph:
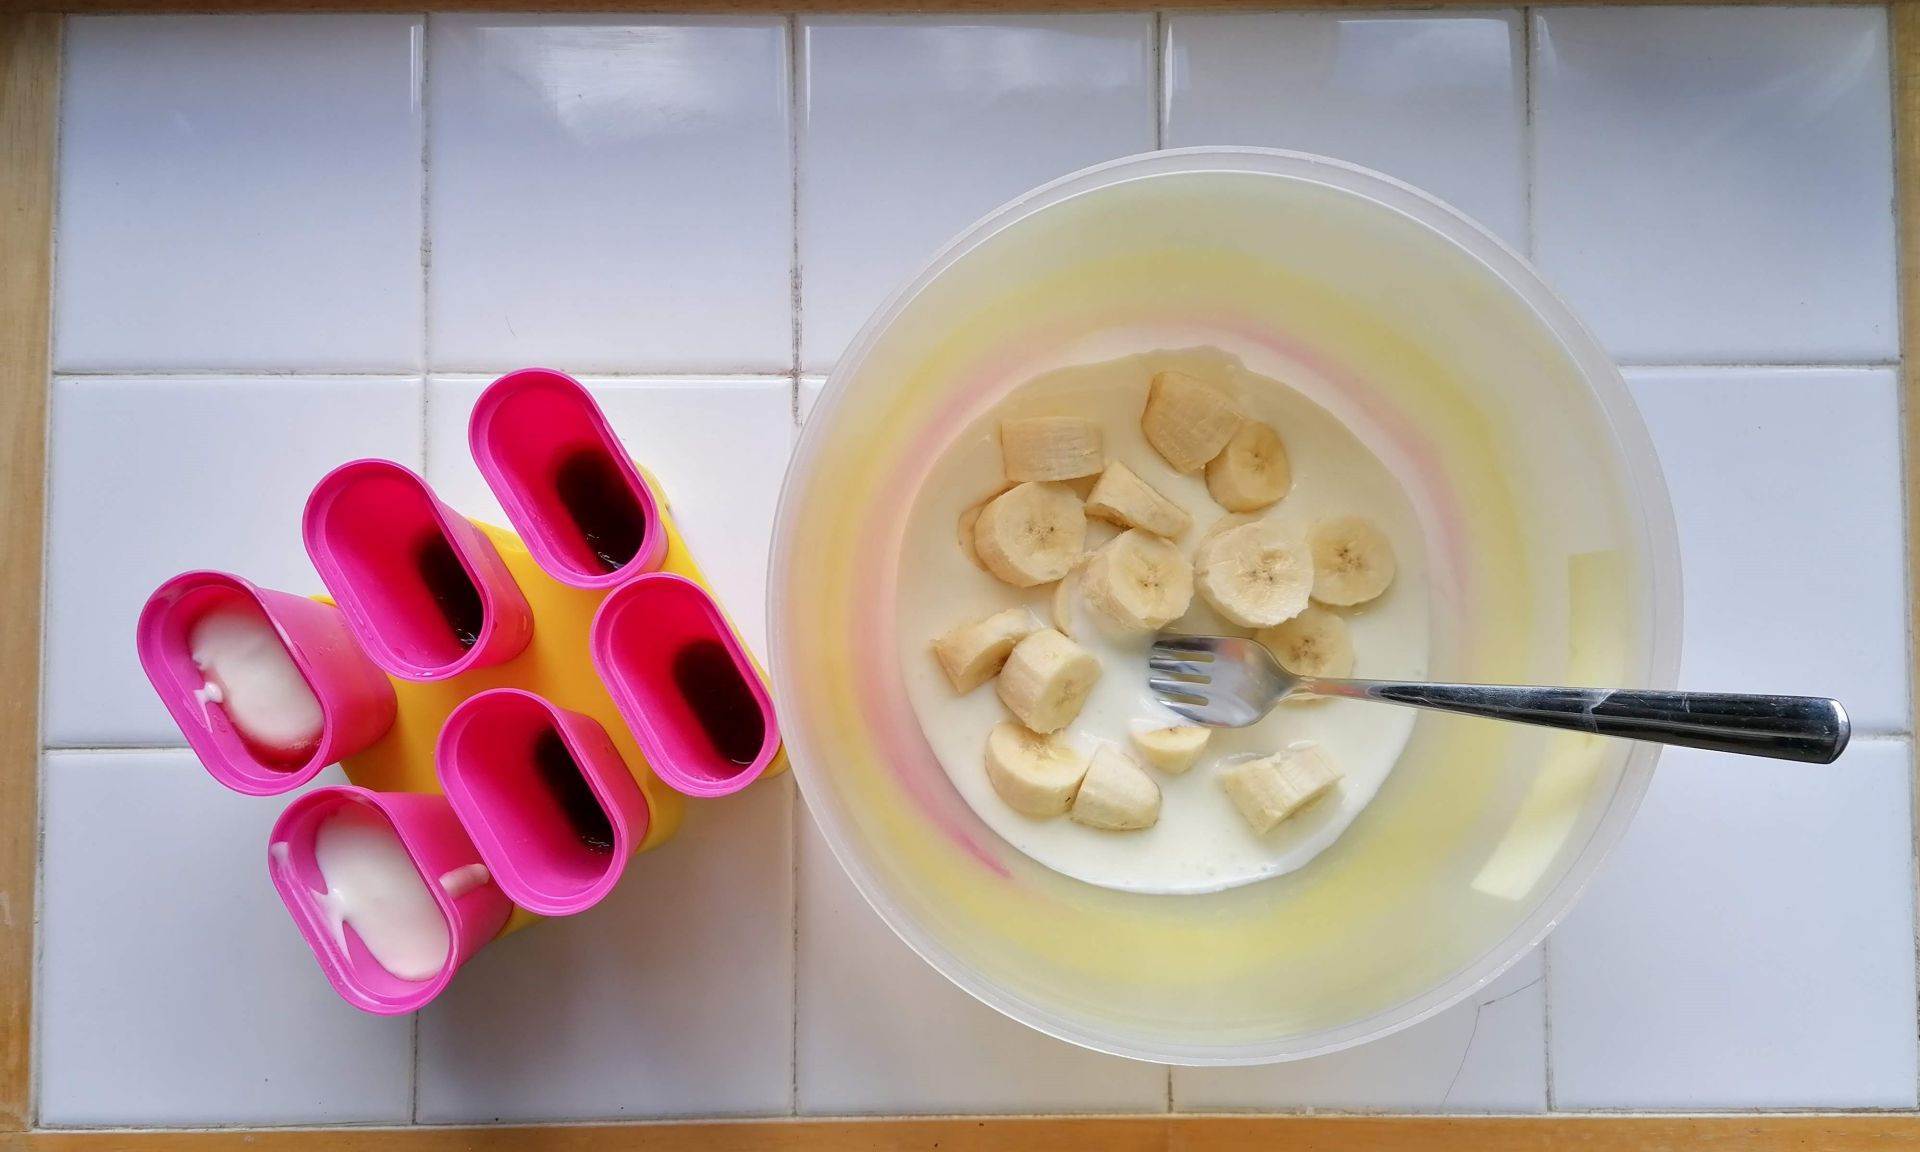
[
  {"x1": 136, "y1": 570, "x2": 395, "y2": 796},
  {"x1": 590, "y1": 572, "x2": 780, "y2": 798},
  {"x1": 303, "y1": 459, "x2": 533, "y2": 681},
  {"x1": 269, "y1": 786, "x2": 511, "y2": 1015},
  {"x1": 437, "y1": 688, "x2": 650, "y2": 916},
  {"x1": 468, "y1": 368, "x2": 667, "y2": 589}
]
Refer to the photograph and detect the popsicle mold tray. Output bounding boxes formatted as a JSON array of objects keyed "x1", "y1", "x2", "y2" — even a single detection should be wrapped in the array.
[{"x1": 136, "y1": 368, "x2": 785, "y2": 1014}]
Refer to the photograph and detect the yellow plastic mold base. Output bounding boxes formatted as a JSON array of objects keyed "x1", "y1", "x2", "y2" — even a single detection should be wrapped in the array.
[{"x1": 338, "y1": 512, "x2": 784, "y2": 936}]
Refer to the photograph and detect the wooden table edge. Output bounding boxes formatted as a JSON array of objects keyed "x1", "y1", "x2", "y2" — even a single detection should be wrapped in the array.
[{"x1": 5, "y1": 3, "x2": 1917, "y2": 1145}]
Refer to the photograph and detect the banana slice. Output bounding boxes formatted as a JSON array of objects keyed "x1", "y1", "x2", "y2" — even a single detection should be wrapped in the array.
[
  {"x1": 1130, "y1": 726, "x2": 1210, "y2": 775},
  {"x1": 1081, "y1": 529, "x2": 1194, "y2": 633},
  {"x1": 973, "y1": 482, "x2": 1087, "y2": 587},
  {"x1": 1052, "y1": 563, "x2": 1082, "y2": 637},
  {"x1": 1142, "y1": 371, "x2": 1245, "y2": 473},
  {"x1": 1219, "y1": 746, "x2": 1343, "y2": 835},
  {"x1": 985, "y1": 721, "x2": 1087, "y2": 817},
  {"x1": 1084, "y1": 461, "x2": 1191, "y2": 539},
  {"x1": 1193, "y1": 519, "x2": 1313, "y2": 627},
  {"x1": 1205, "y1": 421, "x2": 1291, "y2": 512},
  {"x1": 996, "y1": 628, "x2": 1102, "y2": 733},
  {"x1": 1001, "y1": 416, "x2": 1104, "y2": 482},
  {"x1": 931, "y1": 608, "x2": 1041, "y2": 693},
  {"x1": 1255, "y1": 604, "x2": 1353, "y2": 679},
  {"x1": 1070, "y1": 745, "x2": 1161, "y2": 830},
  {"x1": 957, "y1": 505, "x2": 984, "y2": 569},
  {"x1": 955, "y1": 486, "x2": 1011, "y2": 571},
  {"x1": 1200, "y1": 512, "x2": 1258, "y2": 547},
  {"x1": 1309, "y1": 517, "x2": 1396, "y2": 606}
]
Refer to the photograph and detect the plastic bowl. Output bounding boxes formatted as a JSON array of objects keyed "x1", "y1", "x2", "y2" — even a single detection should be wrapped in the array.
[{"x1": 769, "y1": 148, "x2": 1680, "y2": 1064}]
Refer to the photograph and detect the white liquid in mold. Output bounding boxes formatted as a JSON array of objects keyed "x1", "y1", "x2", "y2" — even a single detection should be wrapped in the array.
[
  {"x1": 188, "y1": 602, "x2": 324, "y2": 763},
  {"x1": 897, "y1": 347, "x2": 1431, "y2": 895},
  {"x1": 438, "y1": 863, "x2": 491, "y2": 900},
  {"x1": 311, "y1": 804, "x2": 451, "y2": 982}
]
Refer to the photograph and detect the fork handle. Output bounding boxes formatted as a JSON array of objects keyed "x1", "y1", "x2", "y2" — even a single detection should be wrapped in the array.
[{"x1": 1300, "y1": 680, "x2": 1851, "y2": 764}]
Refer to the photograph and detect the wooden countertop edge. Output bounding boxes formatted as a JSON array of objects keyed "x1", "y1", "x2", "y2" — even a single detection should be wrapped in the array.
[
  {"x1": 5, "y1": 3, "x2": 1920, "y2": 1145},
  {"x1": 0, "y1": 10, "x2": 57, "y2": 1138},
  {"x1": 15, "y1": 1114, "x2": 1920, "y2": 1150}
]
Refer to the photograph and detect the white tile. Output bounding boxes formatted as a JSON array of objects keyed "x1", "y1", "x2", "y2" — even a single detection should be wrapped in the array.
[
  {"x1": 417, "y1": 778, "x2": 794, "y2": 1121},
  {"x1": 1549, "y1": 739, "x2": 1917, "y2": 1109},
  {"x1": 1165, "y1": 12, "x2": 1526, "y2": 249},
  {"x1": 1533, "y1": 9, "x2": 1895, "y2": 363},
  {"x1": 56, "y1": 16, "x2": 423, "y2": 373},
  {"x1": 426, "y1": 375, "x2": 792, "y2": 660},
  {"x1": 799, "y1": 16, "x2": 1156, "y2": 371},
  {"x1": 427, "y1": 17, "x2": 792, "y2": 373},
  {"x1": 38, "y1": 752, "x2": 412, "y2": 1126},
  {"x1": 1174, "y1": 952, "x2": 1544, "y2": 1113},
  {"x1": 44, "y1": 376, "x2": 423, "y2": 747},
  {"x1": 1627, "y1": 369, "x2": 1907, "y2": 732},
  {"x1": 796, "y1": 818, "x2": 1167, "y2": 1114}
]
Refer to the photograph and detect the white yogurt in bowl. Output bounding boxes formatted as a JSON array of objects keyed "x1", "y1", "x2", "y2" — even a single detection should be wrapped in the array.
[{"x1": 897, "y1": 347, "x2": 1430, "y2": 894}]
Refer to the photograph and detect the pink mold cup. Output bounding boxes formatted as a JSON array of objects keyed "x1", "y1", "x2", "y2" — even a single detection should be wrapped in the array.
[
  {"x1": 590, "y1": 572, "x2": 780, "y2": 798},
  {"x1": 136, "y1": 570, "x2": 395, "y2": 796},
  {"x1": 269, "y1": 786, "x2": 511, "y2": 1015},
  {"x1": 436, "y1": 689, "x2": 650, "y2": 916},
  {"x1": 303, "y1": 459, "x2": 533, "y2": 681},
  {"x1": 468, "y1": 368, "x2": 667, "y2": 589}
]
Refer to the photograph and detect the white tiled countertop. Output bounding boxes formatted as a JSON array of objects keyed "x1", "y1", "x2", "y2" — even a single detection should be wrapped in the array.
[{"x1": 36, "y1": 7, "x2": 1913, "y2": 1125}]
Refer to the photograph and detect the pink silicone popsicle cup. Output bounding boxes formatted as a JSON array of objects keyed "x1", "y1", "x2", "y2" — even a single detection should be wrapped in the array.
[
  {"x1": 303, "y1": 459, "x2": 533, "y2": 681},
  {"x1": 136, "y1": 571, "x2": 395, "y2": 796},
  {"x1": 269, "y1": 786, "x2": 511, "y2": 1015},
  {"x1": 436, "y1": 689, "x2": 650, "y2": 916},
  {"x1": 590, "y1": 572, "x2": 780, "y2": 798},
  {"x1": 468, "y1": 368, "x2": 667, "y2": 589}
]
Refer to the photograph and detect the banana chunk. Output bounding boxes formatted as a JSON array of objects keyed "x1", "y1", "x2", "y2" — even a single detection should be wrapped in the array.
[
  {"x1": 996, "y1": 628, "x2": 1102, "y2": 733},
  {"x1": 1070, "y1": 745, "x2": 1161, "y2": 831},
  {"x1": 985, "y1": 721, "x2": 1088, "y2": 817},
  {"x1": 932, "y1": 608, "x2": 1042, "y2": 693},
  {"x1": 1141, "y1": 371, "x2": 1246, "y2": 473},
  {"x1": 1205, "y1": 421, "x2": 1292, "y2": 512},
  {"x1": 956, "y1": 485, "x2": 1011, "y2": 571},
  {"x1": 1131, "y1": 725, "x2": 1211, "y2": 775},
  {"x1": 973, "y1": 481, "x2": 1087, "y2": 587},
  {"x1": 1194, "y1": 519, "x2": 1313, "y2": 628},
  {"x1": 1052, "y1": 563, "x2": 1082, "y2": 638},
  {"x1": 1309, "y1": 516, "x2": 1396, "y2": 606},
  {"x1": 1219, "y1": 746, "x2": 1343, "y2": 835},
  {"x1": 1081, "y1": 529, "x2": 1194, "y2": 633},
  {"x1": 1084, "y1": 461, "x2": 1191, "y2": 539},
  {"x1": 1001, "y1": 416, "x2": 1104, "y2": 482},
  {"x1": 1255, "y1": 604, "x2": 1354, "y2": 679}
]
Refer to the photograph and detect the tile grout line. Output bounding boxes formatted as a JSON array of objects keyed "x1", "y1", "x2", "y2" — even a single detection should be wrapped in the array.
[
  {"x1": 414, "y1": 18, "x2": 430, "y2": 1117},
  {"x1": 1520, "y1": 5, "x2": 1536, "y2": 263},
  {"x1": 1526, "y1": 10, "x2": 1551, "y2": 1112},
  {"x1": 787, "y1": 11, "x2": 804, "y2": 1117},
  {"x1": 1542, "y1": 939, "x2": 1556, "y2": 1111},
  {"x1": 417, "y1": 12, "x2": 433, "y2": 481},
  {"x1": 1153, "y1": 10, "x2": 1167, "y2": 151},
  {"x1": 38, "y1": 729, "x2": 1920, "y2": 761},
  {"x1": 409, "y1": 1013, "x2": 421, "y2": 1125},
  {"x1": 790, "y1": 780, "x2": 802, "y2": 1116},
  {"x1": 48, "y1": 362, "x2": 1907, "y2": 383},
  {"x1": 788, "y1": 13, "x2": 805, "y2": 423}
]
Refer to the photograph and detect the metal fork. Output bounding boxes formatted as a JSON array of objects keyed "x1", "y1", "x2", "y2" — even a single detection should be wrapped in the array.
[{"x1": 1147, "y1": 634, "x2": 1850, "y2": 765}]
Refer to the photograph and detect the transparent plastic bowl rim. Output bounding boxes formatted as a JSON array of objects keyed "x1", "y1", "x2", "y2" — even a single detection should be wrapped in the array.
[{"x1": 769, "y1": 146, "x2": 1683, "y2": 1065}]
